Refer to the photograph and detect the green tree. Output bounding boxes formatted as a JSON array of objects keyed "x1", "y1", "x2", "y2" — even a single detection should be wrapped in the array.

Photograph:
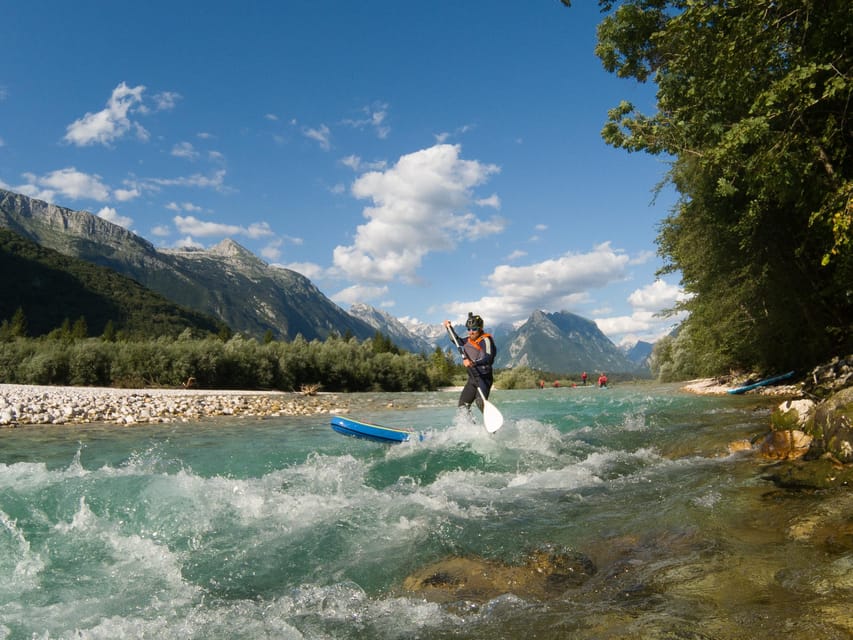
[
  {"x1": 10, "y1": 307, "x2": 28, "y2": 338},
  {"x1": 564, "y1": 0, "x2": 852, "y2": 374},
  {"x1": 72, "y1": 316, "x2": 88, "y2": 340},
  {"x1": 102, "y1": 319, "x2": 117, "y2": 342}
]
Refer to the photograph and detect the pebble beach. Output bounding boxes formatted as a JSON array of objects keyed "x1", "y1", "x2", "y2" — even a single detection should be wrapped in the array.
[{"x1": 0, "y1": 384, "x2": 364, "y2": 427}]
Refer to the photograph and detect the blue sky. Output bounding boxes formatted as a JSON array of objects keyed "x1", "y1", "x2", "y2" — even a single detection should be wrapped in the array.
[{"x1": 1, "y1": 1, "x2": 686, "y2": 346}]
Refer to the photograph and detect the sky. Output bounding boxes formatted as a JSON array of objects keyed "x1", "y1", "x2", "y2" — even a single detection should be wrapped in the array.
[{"x1": 1, "y1": 1, "x2": 687, "y2": 346}]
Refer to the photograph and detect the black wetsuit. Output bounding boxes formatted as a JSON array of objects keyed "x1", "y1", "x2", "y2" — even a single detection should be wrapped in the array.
[{"x1": 448, "y1": 328, "x2": 496, "y2": 411}]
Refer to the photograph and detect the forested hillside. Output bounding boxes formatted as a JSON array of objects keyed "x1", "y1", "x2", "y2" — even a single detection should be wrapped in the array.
[{"x1": 0, "y1": 228, "x2": 228, "y2": 339}]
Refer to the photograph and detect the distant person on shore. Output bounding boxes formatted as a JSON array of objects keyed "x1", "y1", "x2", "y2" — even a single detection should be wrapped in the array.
[
  {"x1": 581, "y1": 371, "x2": 588, "y2": 386},
  {"x1": 598, "y1": 373, "x2": 608, "y2": 388},
  {"x1": 443, "y1": 313, "x2": 496, "y2": 413}
]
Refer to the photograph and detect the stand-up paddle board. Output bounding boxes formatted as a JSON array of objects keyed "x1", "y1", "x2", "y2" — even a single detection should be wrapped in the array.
[
  {"x1": 330, "y1": 415, "x2": 422, "y2": 443},
  {"x1": 726, "y1": 370, "x2": 795, "y2": 394}
]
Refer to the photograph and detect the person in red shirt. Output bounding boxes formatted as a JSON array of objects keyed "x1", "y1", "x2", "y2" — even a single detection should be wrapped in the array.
[{"x1": 598, "y1": 373, "x2": 608, "y2": 388}]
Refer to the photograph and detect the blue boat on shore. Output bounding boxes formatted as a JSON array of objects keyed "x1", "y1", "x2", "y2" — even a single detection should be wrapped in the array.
[{"x1": 726, "y1": 370, "x2": 795, "y2": 395}]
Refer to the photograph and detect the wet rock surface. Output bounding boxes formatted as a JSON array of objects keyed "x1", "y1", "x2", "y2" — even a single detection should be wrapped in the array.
[{"x1": 402, "y1": 544, "x2": 596, "y2": 603}]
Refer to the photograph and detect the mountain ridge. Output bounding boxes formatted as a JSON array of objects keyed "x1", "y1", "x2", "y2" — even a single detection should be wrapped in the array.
[
  {"x1": 1, "y1": 187, "x2": 652, "y2": 373},
  {"x1": 0, "y1": 188, "x2": 375, "y2": 342}
]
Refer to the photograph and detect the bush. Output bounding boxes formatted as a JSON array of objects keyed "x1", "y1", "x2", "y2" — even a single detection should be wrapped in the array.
[{"x1": 495, "y1": 366, "x2": 540, "y2": 390}]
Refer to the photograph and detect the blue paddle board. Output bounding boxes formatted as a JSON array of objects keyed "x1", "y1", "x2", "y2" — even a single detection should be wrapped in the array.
[
  {"x1": 726, "y1": 370, "x2": 795, "y2": 394},
  {"x1": 330, "y1": 415, "x2": 422, "y2": 443}
]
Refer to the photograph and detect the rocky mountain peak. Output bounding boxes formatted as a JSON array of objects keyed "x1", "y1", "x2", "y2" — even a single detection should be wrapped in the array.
[{"x1": 209, "y1": 238, "x2": 259, "y2": 261}]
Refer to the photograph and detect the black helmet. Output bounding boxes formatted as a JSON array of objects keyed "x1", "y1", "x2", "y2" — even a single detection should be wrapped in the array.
[{"x1": 465, "y1": 312, "x2": 484, "y2": 331}]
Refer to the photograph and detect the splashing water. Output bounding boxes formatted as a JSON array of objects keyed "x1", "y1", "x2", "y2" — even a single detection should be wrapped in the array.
[{"x1": 1, "y1": 384, "x2": 851, "y2": 639}]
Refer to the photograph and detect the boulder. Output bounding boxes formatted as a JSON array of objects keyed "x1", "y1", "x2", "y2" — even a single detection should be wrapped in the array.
[
  {"x1": 402, "y1": 544, "x2": 596, "y2": 603},
  {"x1": 803, "y1": 386, "x2": 853, "y2": 463},
  {"x1": 757, "y1": 429, "x2": 813, "y2": 460},
  {"x1": 762, "y1": 457, "x2": 853, "y2": 490}
]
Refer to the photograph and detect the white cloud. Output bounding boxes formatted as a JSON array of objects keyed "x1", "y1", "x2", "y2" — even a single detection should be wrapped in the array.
[
  {"x1": 342, "y1": 103, "x2": 390, "y2": 139},
  {"x1": 63, "y1": 82, "x2": 149, "y2": 147},
  {"x1": 595, "y1": 311, "x2": 684, "y2": 346},
  {"x1": 166, "y1": 201, "x2": 202, "y2": 212},
  {"x1": 96, "y1": 206, "x2": 133, "y2": 229},
  {"x1": 174, "y1": 215, "x2": 241, "y2": 237},
  {"x1": 245, "y1": 222, "x2": 275, "y2": 239},
  {"x1": 280, "y1": 261, "x2": 326, "y2": 280},
  {"x1": 173, "y1": 215, "x2": 275, "y2": 239},
  {"x1": 331, "y1": 284, "x2": 390, "y2": 306},
  {"x1": 151, "y1": 224, "x2": 171, "y2": 237},
  {"x1": 113, "y1": 188, "x2": 140, "y2": 202},
  {"x1": 434, "y1": 124, "x2": 473, "y2": 144},
  {"x1": 476, "y1": 193, "x2": 501, "y2": 209},
  {"x1": 171, "y1": 142, "x2": 199, "y2": 160},
  {"x1": 37, "y1": 167, "x2": 111, "y2": 201},
  {"x1": 340, "y1": 154, "x2": 386, "y2": 172},
  {"x1": 152, "y1": 91, "x2": 181, "y2": 111},
  {"x1": 629, "y1": 249, "x2": 656, "y2": 265},
  {"x1": 174, "y1": 236, "x2": 204, "y2": 249},
  {"x1": 594, "y1": 279, "x2": 688, "y2": 344},
  {"x1": 304, "y1": 124, "x2": 331, "y2": 150},
  {"x1": 627, "y1": 279, "x2": 687, "y2": 312},
  {"x1": 260, "y1": 239, "x2": 282, "y2": 261},
  {"x1": 149, "y1": 169, "x2": 227, "y2": 191},
  {"x1": 443, "y1": 242, "x2": 638, "y2": 328},
  {"x1": 333, "y1": 143, "x2": 502, "y2": 284}
]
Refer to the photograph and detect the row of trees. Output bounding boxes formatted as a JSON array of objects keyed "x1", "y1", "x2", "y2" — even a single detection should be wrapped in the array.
[
  {"x1": 0, "y1": 333, "x2": 463, "y2": 392},
  {"x1": 2, "y1": 307, "x2": 616, "y2": 391},
  {"x1": 562, "y1": 0, "x2": 852, "y2": 376}
]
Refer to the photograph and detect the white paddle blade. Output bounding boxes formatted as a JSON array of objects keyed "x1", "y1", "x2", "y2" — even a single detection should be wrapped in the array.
[{"x1": 478, "y1": 388, "x2": 503, "y2": 433}]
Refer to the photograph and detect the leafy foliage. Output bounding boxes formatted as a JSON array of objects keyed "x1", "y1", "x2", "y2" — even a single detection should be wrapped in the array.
[
  {"x1": 0, "y1": 334, "x2": 437, "y2": 392},
  {"x1": 566, "y1": 0, "x2": 852, "y2": 375}
]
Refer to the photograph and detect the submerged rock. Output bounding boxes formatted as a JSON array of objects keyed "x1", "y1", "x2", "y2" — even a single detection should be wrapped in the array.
[{"x1": 402, "y1": 544, "x2": 596, "y2": 603}]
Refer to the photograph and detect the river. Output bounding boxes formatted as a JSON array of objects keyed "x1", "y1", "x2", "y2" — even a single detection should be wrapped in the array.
[{"x1": 1, "y1": 383, "x2": 851, "y2": 639}]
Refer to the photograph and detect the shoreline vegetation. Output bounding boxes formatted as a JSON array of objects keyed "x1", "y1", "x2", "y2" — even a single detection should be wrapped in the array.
[{"x1": 1, "y1": 378, "x2": 789, "y2": 428}]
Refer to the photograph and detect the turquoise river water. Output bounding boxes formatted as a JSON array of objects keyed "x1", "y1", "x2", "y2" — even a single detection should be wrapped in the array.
[{"x1": 1, "y1": 384, "x2": 852, "y2": 639}]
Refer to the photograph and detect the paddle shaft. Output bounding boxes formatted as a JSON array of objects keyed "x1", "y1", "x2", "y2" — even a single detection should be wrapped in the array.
[{"x1": 445, "y1": 325, "x2": 485, "y2": 389}]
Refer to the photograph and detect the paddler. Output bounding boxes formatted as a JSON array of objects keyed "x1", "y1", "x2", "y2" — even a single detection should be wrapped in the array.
[{"x1": 443, "y1": 313, "x2": 497, "y2": 413}]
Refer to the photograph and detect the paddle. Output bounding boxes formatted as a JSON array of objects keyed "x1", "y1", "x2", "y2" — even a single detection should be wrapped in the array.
[{"x1": 445, "y1": 324, "x2": 504, "y2": 433}]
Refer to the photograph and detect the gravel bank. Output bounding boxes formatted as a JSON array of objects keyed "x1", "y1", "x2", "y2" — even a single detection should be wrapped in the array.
[{"x1": 0, "y1": 384, "x2": 363, "y2": 426}]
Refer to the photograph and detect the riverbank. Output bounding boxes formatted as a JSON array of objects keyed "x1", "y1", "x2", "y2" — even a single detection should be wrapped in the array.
[
  {"x1": 0, "y1": 377, "x2": 804, "y2": 427},
  {"x1": 681, "y1": 376, "x2": 800, "y2": 396},
  {"x1": 0, "y1": 384, "x2": 409, "y2": 426}
]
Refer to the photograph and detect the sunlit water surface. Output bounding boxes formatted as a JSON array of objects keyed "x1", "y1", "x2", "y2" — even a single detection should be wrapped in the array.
[{"x1": 2, "y1": 384, "x2": 852, "y2": 639}]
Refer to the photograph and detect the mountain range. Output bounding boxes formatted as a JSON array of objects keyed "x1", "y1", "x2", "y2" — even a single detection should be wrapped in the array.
[
  {"x1": 0, "y1": 188, "x2": 650, "y2": 374},
  {"x1": 0, "y1": 188, "x2": 375, "y2": 342}
]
